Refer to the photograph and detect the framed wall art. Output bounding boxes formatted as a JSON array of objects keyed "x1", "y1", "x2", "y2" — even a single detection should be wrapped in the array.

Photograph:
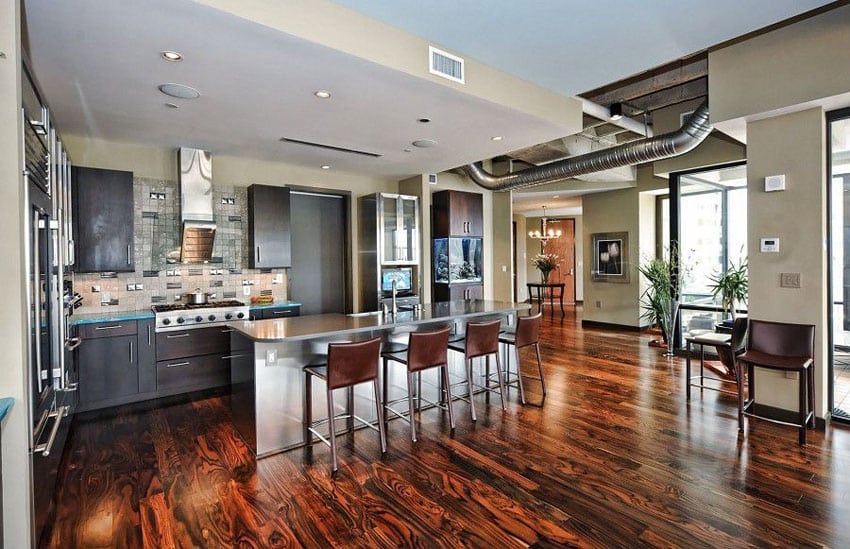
[{"x1": 591, "y1": 232, "x2": 630, "y2": 283}]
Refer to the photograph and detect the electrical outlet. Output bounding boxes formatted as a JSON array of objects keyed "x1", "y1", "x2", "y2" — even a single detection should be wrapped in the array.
[
  {"x1": 243, "y1": 286, "x2": 251, "y2": 296},
  {"x1": 595, "y1": 301, "x2": 601, "y2": 308},
  {"x1": 265, "y1": 349, "x2": 277, "y2": 364}
]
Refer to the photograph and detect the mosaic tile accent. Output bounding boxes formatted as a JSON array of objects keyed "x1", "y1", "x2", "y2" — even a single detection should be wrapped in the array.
[{"x1": 72, "y1": 176, "x2": 289, "y2": 315}]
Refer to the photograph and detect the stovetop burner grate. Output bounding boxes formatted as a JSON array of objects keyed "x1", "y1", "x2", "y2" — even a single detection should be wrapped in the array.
[{"x1": 152, "y1": 300, "x2": 245, "y2": 313}]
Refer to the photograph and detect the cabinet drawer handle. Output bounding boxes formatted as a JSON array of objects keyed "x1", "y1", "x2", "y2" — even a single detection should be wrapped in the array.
[
  {"x1": 127, "y1": 244, "x2": 131, "y2": 265},
  {"x1": 166, "y1": 361, "x2": 190, "y2": 368},
  {"x1": 94, "y1": 324, "x2": 123, "y2": 330},
  {"x1": 166, "y1": 333, "x2": 190, "y2": 339},
  {"x1": 147, "y1": 324, "x2": 152, "y2": 345},
  {"x1": 256, "y1": 246, "x2": 261, "y2": 263},
  {"x1": 220, "y1": 328, "x2": 235, "y2": 333},
  {"x1": 271, "y1": 311, "x2": 291, "y2": 316},
  {"x1": 221, "y1": 354, "x2": 246, "y2": 360},
  {"x1": 129, "y1": 341, "x2": 134, "y2": 363}
]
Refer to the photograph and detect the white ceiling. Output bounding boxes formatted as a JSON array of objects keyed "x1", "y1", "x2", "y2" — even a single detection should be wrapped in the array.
[
  {"x1": 330, "y1": 0, "x2": 834, "y2": 96},
  {"x1": 22, "y1": 0, "x2": 571, "y2": 178},
  {"x1": 23, "y1": 0, "x2": 834, "y2": 181}
]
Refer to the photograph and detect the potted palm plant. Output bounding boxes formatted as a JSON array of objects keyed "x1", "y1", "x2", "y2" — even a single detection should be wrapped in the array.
[
  {"x1": 708, "y1": 257, "x2": 748, "y2": 322},
  {"x1": 638, "y1": 244, "x2": 681, "y2": 356}
]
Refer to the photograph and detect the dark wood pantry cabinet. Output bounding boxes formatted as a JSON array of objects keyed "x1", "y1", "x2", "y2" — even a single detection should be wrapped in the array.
[
  {"x1": 432, "y1": 190, "x2": 485, "y2": 302},
  {"x1": 248, "y1": 184, "x2": 292, "y2": 268},
  {"x1": 72, "y1": 166, "x2": 135, "y2": 272}
]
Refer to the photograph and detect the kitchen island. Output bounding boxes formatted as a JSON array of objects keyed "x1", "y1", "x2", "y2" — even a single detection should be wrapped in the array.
[{"x1": 229, "y1": 300, "x2": 530, "y2": 456}]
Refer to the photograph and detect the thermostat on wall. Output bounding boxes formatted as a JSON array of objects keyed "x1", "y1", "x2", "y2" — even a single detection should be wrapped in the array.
[
  {"x1": 760, "y1": 237, "x2": 780, "y2": 253},
  {"x1": 764, "y1": 174, "x2": 786, "y2": 192}
]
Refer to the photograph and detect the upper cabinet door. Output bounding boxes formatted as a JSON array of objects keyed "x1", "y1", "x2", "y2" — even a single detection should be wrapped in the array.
[
  {"x1": 380, "y1": 194, "x2": 419, "y2": 264},
  {"x1": 72, "y1": 166, "x2": 135, "y2": 273},
  {"x1": 432, "y1": 190, "x2": 483, "y2": 237},
  {"x1": 248, "y1": 184, "x2": 291, "y2": 268}
]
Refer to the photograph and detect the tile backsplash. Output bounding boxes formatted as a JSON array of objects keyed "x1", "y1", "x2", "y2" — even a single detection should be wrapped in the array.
[{"x1": 73, "y1": 176, "x2": 288, "y2": 314}]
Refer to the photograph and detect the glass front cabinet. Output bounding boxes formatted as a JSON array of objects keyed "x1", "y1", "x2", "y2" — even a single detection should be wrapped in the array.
[{"x1": 380, "y1": 194, "x2": 419, "y2": 264}]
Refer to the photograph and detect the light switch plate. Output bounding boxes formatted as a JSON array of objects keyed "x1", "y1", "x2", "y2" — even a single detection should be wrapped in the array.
[
  {"x1": 765, "y1": 174, "x2": 786, "y2": 192},
  {"x1": 780, "y1": 273, "x2": 801, "y2": 288}
]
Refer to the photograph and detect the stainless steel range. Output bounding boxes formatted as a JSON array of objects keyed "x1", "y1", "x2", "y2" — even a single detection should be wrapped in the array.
[{"x1": 152, "y1": 300, "x2": 250, "y2": 332}]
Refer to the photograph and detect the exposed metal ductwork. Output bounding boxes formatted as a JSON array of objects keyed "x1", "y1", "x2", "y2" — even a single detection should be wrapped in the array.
[{"x1": 462, "y1": 100, "x2": 711, "y2": 192}]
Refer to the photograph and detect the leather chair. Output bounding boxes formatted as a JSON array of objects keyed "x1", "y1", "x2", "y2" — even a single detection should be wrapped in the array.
[
  {"x1": 498, "y1": 313, "x2": 545, "y2": 405},
  {"x1": 685, "y1": 317, "x2": 748, "y2": 400},
  {"x1": 381, "y1": 326, "x2": 454, "y2": 442},
  {"x1": 448, "y1": 319, "x2": 506, "y2": 421},
  {"x1": 717, "y1": 317, "x2": 748, "y2": 378},
  {"x1": 736, "y1": 320, "x2": 815, "y2": 444},
  {"x1": 304, "y1": 337, "x2": 387, "y2": 472}
]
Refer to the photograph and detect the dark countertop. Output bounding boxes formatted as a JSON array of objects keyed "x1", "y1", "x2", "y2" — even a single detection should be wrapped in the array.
[
  {"x1": 233, "y1": 300, "x2": 530, "y2": 343},
  {"x1": 0, "y1": 397, "x2": 13, "y2": 423}
]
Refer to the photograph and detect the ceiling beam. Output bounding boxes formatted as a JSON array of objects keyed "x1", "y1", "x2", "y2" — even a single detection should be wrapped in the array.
[
  {"x1": 625, "y1": 77, "x2": 707, "y2": 113},
  {"x1": 583, "y1": 57, "x2": 707, "y2": 106}
]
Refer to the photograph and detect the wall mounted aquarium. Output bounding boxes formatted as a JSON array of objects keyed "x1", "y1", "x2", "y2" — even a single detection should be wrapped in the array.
[{"x1": 433, "y1": 237, "x2": 483, "y2": 284}]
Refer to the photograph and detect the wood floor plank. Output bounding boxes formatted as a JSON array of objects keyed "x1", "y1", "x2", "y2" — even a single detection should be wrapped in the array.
[{"x1": 45, "y1": 309, "x2": 850, "y2": 548}]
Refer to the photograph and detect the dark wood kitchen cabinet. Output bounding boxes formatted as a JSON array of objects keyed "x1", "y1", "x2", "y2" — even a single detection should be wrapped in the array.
[
  {"x1": 137, "y1": 319, "x2": 156, "y2": 394},
  {"x1": 432, "y1": 190, "x2": 483, "y2": 237},
  {"x1": 248, "y1": 184, "x2": 291, "y2": 268},
  {"x1": 72, "y1": 166, "x2": 135, "y2": 272},
  {"x1": 77, "y1": 320, "x2": 139, "y2": 409},
  {"x1": 255, "y1": 305, "x2": 301, "y2": 320}
]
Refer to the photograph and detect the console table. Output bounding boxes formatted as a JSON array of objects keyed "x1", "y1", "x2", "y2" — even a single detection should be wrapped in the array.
[{"x1": 527, "y1": 282, "x2": 566, "y2": 316}]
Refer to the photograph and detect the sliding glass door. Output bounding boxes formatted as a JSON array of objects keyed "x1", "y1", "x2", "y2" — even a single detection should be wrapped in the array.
[
  {"x1": 828, "y1": 108, "x2": 850, "y2": 421},
  {"x1": 668, "y1": 162, "x2": 747, "y2": 350}
]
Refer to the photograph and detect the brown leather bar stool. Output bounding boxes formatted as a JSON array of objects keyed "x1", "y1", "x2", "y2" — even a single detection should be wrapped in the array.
[
  {"x1": 381, "y1": 326, "x2": 454, "y2": 442},
  {"x1": 448, "y1": 319, "x2": 506, "y2": 421},
  {"x1": 303, "y1": 337, "x2": 387, "y2": 472},
  {"x1": 736, "y1": 320, "x2": 815, "y2": 445},
  {"x1": 498, "y1": 313, "x2": 545, "y2": 405}
]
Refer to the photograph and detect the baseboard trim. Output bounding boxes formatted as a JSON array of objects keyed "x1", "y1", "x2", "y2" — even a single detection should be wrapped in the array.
[{"x1": 580, "y1": 319, "x2": 642, "y2": 332}]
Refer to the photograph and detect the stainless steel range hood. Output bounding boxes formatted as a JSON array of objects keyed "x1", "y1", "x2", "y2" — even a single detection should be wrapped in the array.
[{"x1": 178, "y1": 148, "x2": 216, "y2": 263}]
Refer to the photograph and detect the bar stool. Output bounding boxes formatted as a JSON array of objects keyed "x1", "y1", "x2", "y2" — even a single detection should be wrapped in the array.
[
  {"x1": 448, "y1": 319, "x2": 506, "y2": 421},
  {"x1": 381, "y1": 326, "x2": 454, "y2": 442},
  {"x1": 498, "y1": 312, "x2": 545, "y2": 405},
  {"x1": 736, "y1": 320, "x2": 815, "y2": 445},
  {"x1": 303, "y1": 337, "x2": 387, "y2": 472}
]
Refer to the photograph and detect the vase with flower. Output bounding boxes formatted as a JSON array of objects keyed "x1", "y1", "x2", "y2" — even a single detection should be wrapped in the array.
[{"x1": 532, "y1": 253, "x2": 559, "y2": 283}]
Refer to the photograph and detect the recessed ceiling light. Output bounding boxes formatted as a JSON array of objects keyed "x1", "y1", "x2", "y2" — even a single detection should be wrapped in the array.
[
  {"x1": 552, "y1": 195, "x2": 559, "y2": 199},
  {"x1": 161, "y1": 51, "x2": 183, "y2": 62},
  {"x1": 412, "y1": 139, "x2": 437, "y2": 148},
  {"x1": 158, "y1": 83, "x2": 201, "y2": 99},
  {"x1": 321, "y1": 165, "x2": 330, "y2": 170},
  {"x1": 491, "y1": 136, "x2": 504, "y2": 141},
  {"x1": 314, "y1": 90, "x2": 331, "y2": 99},
  {"x1": 417, "y1": 117, "x2": 431, "y2": 123},
  {"x1": 164, "y1": 102, "x2": 180, "y2": 109}
]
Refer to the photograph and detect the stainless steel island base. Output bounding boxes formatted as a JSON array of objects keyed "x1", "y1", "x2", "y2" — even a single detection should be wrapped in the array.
[{"x1": 229, "y1": 301, "x2": 529, "y2": 457}]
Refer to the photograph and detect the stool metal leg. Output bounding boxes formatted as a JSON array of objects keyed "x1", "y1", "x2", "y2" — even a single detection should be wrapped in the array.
[
  {"x1": 304, "y1": 372, "x2": 313, "y2": 444},
  {"x1": 407, "y1": 371, "x2": 418, "y2": 442},
  {"x1": 382, "y1": 358, "x2": 390, "y2": 428},
  {"x1": 493, "y1": 352, "x2": 507, "y2": 411},
  {"x1": 442, "y1": 365, "x2": 455, "y2": 430},
  {"x1": 514, "y1": 343, "x2": 526, "y2": 405},
  {"x1": 327, "y1": 389, "x2": 338, "y2": 472},
  {"x1": 686, "y1": 341, "x2": 692, "y2": 401},
  {"x1": 372, "y1": 378, "x2": 387, "y2": 453},
  {"x1": 466, "y1": 358, "x2": 477, "y2": 422},
  {"x1": 808, "y1": 366, "x2": 816, "y2": 428},
  {"x1": 799, "y1": 371, "x2": 807, "y2": 445},
  {"x1": 535, "y1": 344, "x2": 546, "y2": 396}
]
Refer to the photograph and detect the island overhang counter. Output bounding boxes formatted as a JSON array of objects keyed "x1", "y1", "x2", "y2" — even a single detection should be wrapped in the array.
[{"x1": 228, "y1": 300, "x2": 530, "y2": 456}]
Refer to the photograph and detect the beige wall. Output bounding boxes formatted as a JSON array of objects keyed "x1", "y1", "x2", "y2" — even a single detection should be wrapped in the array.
[
  {"x1": 746, "y1": 108, "x2": 828, "y2": 417},
  {"x1": 491, "y1": 191, "x2": 513, "y2": 301},
  {"x1": 0, "y1": 0, "x2": 32, "y2": 545},
  {"x1": 513, "y1": 214, "x2": 527, "y2": 301},
  {"x1": 582, "y1": 188, "x2": 642, "y2": 326},
  {"x1": 710, "y1": 4, "x2": 850, "y2": 128}
]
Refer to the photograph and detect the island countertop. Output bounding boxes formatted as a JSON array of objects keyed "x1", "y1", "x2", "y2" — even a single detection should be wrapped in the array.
[{"x1": 232, "y1": 300, "x2": 530, "y2": 342}]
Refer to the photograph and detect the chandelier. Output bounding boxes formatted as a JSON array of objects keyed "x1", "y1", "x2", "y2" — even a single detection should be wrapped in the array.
[{"x1": 528, "y1": 206, "x2": 562, "y2": 244}]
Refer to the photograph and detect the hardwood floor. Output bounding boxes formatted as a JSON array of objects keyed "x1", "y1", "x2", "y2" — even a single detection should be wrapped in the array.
[{"x1": 45, "y1": 308, "x2": 850, "y2": 548}]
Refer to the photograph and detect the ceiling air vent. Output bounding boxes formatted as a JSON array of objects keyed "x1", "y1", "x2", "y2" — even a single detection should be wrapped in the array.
[{"x1": 429, "y1": 46, "x2": 464, "y2": 84}]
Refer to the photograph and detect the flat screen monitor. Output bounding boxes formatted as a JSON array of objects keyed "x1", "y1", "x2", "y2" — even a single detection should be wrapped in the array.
[{"x1": 382, "y1": 267, "x2": 413, "y2": 294}]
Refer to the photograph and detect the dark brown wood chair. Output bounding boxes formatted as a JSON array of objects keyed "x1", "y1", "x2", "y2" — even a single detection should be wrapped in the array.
[
  {"x1": 448, "y1": 319, "x2": 506, "y2": 421},
  {"x1": 498, "y1": 313, "x2": 545, "y2": 405},
  {"x1": 381, "y1": 326, "x2": 454, "y2": 442},
  {"x1": 304, "y1": 337, "x2": 386, "y2": 472},
  {"x1": 736, "y1": 319, "x2": 815, "y2": 444}
]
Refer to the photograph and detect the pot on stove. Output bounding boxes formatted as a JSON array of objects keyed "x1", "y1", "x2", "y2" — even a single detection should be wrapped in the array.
[{"x1": 184, "y1": 288, "x2": 212, "y2": 305}]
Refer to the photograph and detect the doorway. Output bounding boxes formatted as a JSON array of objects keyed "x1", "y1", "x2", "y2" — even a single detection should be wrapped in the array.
[
  {"x1": 828, "y1": 108, "x2": 850, "y2": 421},
  {"x1": 540, "y1": 218, "x2": 576, "y2": 304},
  {"x1": 289, "y1": 191, "x2": 348, "y2": 315}
]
